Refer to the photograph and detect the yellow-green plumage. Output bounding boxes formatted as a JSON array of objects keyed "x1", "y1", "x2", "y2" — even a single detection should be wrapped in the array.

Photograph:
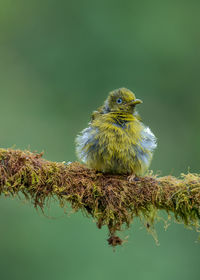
[{"x1": 76, "y1": 88, "x2": 157, "y2": 175}]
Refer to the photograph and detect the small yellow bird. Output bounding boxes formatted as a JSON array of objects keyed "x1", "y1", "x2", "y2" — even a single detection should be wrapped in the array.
[{"x1": 76, "y1": 88, "x2": 157, "y2": 176}]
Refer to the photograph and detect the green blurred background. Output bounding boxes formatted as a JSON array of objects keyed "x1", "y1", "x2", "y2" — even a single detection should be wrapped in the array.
[{"x1": 0, "y1": 0, "x2": 199, "y2": 279}]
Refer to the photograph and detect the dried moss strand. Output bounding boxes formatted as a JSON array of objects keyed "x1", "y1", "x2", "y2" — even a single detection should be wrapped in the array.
[{"x1": 0, "y1": 148, "x2": 200, "y2": 247}]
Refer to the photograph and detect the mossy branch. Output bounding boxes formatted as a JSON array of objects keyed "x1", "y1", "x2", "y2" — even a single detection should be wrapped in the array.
[{"x1": 0, "y1": 148, "x2": 200, "y2": 246}]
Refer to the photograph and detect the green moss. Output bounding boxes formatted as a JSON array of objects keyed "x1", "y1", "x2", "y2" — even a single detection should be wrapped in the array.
[{"x1": 0, "y1": 148, "x2": 200, "y2": 247}]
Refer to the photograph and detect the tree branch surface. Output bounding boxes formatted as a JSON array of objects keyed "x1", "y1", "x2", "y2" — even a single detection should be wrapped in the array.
[{"x1": 0, "y1": 148, "x2": 200, "y2": 246}]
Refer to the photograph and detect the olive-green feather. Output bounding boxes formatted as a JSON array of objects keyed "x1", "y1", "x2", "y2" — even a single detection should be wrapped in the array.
[{"x1": 76, "y1": 88, "x2": 157, "y2": 175}]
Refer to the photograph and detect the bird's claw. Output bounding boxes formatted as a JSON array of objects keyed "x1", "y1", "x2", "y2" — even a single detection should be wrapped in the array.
[
  {"x1": 128, "y1": 174, "x2": 135, "y2": 182},
  {"x1": 127, "y1": 174, "x2": 140, "y2": 182}
]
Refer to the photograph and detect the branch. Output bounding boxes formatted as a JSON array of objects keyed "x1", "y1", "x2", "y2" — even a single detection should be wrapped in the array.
[{"x1": 0, "y1": 148, "x2": 200, "y2": 247}]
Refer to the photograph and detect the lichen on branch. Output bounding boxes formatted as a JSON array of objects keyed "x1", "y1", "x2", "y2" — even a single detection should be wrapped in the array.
[{"x1": 0, "y1": 148, "x2": 200, "y2": 247}]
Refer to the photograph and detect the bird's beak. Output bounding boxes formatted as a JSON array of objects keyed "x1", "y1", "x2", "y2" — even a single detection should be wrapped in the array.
[{"x1": 130, "y1": 99, "x2": 143, "y2": 105}]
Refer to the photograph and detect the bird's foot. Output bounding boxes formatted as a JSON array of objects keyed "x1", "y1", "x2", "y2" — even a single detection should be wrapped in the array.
[{"x1": 127, "y1": 174, "x2": 140, "y2": 183}]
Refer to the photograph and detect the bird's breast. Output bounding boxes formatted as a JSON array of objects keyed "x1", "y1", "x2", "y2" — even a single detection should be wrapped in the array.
[{"x1": 92, "y1": 117, "x2": 143, "y2": 145}]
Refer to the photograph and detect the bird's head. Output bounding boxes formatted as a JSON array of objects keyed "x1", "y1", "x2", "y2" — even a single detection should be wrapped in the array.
[{"x1": 104, "y1": 88, "x2": 143, "y2": 114}]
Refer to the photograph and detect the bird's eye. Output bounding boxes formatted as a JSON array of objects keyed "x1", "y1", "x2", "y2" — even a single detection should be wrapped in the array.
[{"x1": 116, "y1": 98, "x2": 122, "y2": 104}]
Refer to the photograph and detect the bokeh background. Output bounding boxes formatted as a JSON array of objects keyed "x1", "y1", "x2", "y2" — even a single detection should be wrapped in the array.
[{"x1": 0, "y1": 0, "x2": 200, "y2": 279}]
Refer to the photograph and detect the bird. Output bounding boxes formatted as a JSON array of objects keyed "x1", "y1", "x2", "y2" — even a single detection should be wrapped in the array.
[{"x1": 75, "y1": 88, "x2": 157, "y2": 176}]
